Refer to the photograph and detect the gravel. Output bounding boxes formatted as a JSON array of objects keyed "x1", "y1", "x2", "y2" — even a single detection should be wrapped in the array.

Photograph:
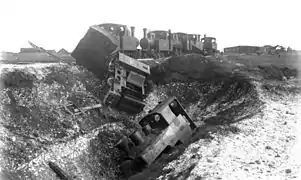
[{"x1": 0, "y1": 61, "x2": 300, "y2": 180}]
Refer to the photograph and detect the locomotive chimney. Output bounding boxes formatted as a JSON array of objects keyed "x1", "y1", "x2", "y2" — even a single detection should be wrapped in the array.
[
  {"x1": 168, "y1": 29, "x2": 172, "y2": 51},
  {"x1": 130, "y1": 26, "x2": 135, "y2": 37},
  {"x1": 143, "y1": 28, "x2": 147, "y2": 38},
  {"x1": 197, "y1": 34, "x2": 201, "y2": 41}
]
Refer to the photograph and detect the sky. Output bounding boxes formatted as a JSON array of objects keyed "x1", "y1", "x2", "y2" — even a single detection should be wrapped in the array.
[{"x1": 0, "y1": 0, "x2": 300, "y2": 53}]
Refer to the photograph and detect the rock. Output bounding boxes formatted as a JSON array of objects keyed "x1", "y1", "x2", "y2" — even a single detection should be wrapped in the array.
[
  {"x1": 207, "y1": 158, "x2": 214, "y2": 163},
  {"x1": 11, "y1": 136, "x2": 16, "y2": 142},
  {"x1": 285, "y1": 169, "x2": 292, "y2": 174},
  {"x1": 255, "y1": 160, "x2": 261, "y2": 164},
  {"x1": 265, "y1": 145, "x2": 272, "y2": 150},
  {"x1": 286, "y1": 111, "x2": 295, "y2": 115},
  {"x1": 32, "y1": 132, "x2": 39, "y2": 137}
]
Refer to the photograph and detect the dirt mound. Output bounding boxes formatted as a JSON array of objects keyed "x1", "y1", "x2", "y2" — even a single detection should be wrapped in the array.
[
  {"x1": 128, "y1": 71, "x2": 263, "y2": 179},
  {"x1": 143, "y1": 54, "x2": 234, "y2": 84},
  {"x1": 144, "y1": 72, "x2": 263, "y2": 126},
  {"x1": 258, "y1": 65, "x2": 298, "y2": 81},
  {"x1": 0, "y1": 69, "x2": 37, "y2": 89},
  {"x1": 0, "y1": 57, "x2": 264, "y2": 180},
  {"x1": 0, "y1": 63, "x2": 135, "y2": 180}
]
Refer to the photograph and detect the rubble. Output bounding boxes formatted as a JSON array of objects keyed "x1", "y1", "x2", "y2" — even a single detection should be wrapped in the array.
[
  {"x1": 257, "y1": 65, "x2": 298, "y2": 81},
  {"x1": 0, "y1": 52, "x2": 300, "y2": 180},
  {"x1": 141, "y1": 53, "x2": 234, "y2": 84},
  {"x1": 0, "y1": 63, "x2": 135, "y2": 180}
]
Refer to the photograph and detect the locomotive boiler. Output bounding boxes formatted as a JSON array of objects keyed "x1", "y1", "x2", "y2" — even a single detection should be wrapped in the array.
[{"x1": 172, "y1": 32, "x2": 201, "y2": 55}]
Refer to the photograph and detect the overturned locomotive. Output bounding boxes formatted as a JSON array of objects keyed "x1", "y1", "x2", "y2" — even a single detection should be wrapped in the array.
[
  {"x1": 115, "y1": 96, "x2": 197, "y2": 177},
  {"x1": 72, "y1": 24, "x2": 152, "y2": 115},
  {"x1": 103, "y1": 52, "x2": 151, "y2": 114}
]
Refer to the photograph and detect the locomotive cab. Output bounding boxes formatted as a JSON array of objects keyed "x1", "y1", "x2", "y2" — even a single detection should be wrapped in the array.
[
  {"x1": 172, "y1": 33, "x2": 183, "y2": 50},
  {"x1": 148, "y1": 30, "x2": 170, "y2": 52},
  {"x1": 187, "y1": 34, "x2": 198, "y2": 51},
  {"x1": 174, "y1": 32, "x2": 193, "y2": 53},
  {"x1": 201, "y1": 37, "x2": 217, "y2": 49},
  {"x1": 201, "y1": 37, "x2": 217, "y2": 55}
]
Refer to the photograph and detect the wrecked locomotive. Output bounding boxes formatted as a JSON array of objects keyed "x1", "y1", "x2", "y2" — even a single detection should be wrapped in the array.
[
  {"x1": 103, "y1": 52, "x2": 152, "y2": 115},
  {"x1": 115, "y1": 96, "x2": 197, "y2": 177},
  {"x1": 71, "y1": 23, "x2": 199, "y2": 178}
]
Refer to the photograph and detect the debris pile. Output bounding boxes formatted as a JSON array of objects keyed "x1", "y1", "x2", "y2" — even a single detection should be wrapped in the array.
[
  {"x1": 258, "y1": 65, "x2": 298, "y2": 81},
  {"x1": 0, "y1": 58, "x2": 265, "y2": 179},
  {"x1": 142, "y1": 53, "x2": 234, "y2": 84},
  {"x1": 3, "y1": 50, "x2": 300, "y2": 179},
  {"x1": 0, "y1": 63, "x2": 135, "y2": 180}
]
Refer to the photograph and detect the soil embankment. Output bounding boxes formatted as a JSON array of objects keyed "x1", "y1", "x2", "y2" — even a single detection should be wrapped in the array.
[{"x1": 0, "y1": 54, "x2": 300, "y2": 179}]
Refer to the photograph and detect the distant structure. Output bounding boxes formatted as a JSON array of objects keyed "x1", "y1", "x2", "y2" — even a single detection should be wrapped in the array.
[
  {"x1": 224, "y1": 46, "x2": 260, "y2": 54},
  {"x1": 46, "y1": 50, "x2": 57, "y2": 54},
  {"x1": 20, "y1": 48, "x2": 56, "y2": 54},
  {"x1": 57, "y1": 48, "x2": 70, "y2": 55},
  {"x1": 0, "y1": 51, "x2": 17, "y2": 60},
  {"x1": 224, "y1": 45, "x2": 291, "y2": 55},
  {"x1": 20, "y1": 48, "x2": 42, "y2": 53}
]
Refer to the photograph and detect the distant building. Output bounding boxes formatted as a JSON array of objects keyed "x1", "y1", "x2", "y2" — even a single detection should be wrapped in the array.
[
  {"x1": 57, "y1": 48, "x2": 70, "y2": 55},
  {"x1": 263, "y1": 45, "x2": 273, "y2": 49},
  {"x1": 20, "y1": 48, "x2": 42, "y2": 53},
  {"x1": 46, "y1": 50, "x2": 57, "y2": 54},
  {"x1": 224, "y1": 46, "x2": 260, "y2": 54},
  {"x1": 20, "y1": 48, "x2": 56, "y2": 54},
  {"x1": 0, "y1": 51, "x2": 18, "y2": 60}
]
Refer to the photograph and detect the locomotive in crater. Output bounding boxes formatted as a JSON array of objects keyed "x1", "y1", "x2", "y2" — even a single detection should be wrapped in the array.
[
  {"x1": 115, "y1": 96, "x2": 197, "y2": 177},
  {"x1": 71, "y1": 23, "x2": 200, "y2": 179}
]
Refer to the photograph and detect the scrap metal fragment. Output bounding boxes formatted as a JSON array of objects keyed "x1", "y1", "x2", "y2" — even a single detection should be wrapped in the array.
[{"x1": 48, "y1": 161, "x2": 73, "y2": 180}]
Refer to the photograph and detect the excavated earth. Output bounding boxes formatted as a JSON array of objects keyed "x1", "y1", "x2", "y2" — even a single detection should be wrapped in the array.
[{"x1": 0, "y1": 55, "x2": 300, "y2": 180}]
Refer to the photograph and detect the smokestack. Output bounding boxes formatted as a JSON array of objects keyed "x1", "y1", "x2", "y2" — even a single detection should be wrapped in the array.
[
  {"x1": 130, "y1": 26, "x2": 135, "y2": 37},
  {"x1": 168, "y1": 29, "x2": 172, "y2": 51},
  {"x1": 197, "y1": 34, "x2": 201, "y2": 41},
  {"x1": 143, "y1": 28, "x2": 147, "y2": 38}
]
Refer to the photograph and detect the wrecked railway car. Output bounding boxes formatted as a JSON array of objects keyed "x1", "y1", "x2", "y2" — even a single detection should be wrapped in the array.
[{"x1": 115, "y1": 96, "x2": 197, "y2": 177}]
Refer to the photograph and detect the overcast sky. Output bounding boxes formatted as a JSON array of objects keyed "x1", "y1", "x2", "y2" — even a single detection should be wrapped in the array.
[{"x1": 0, "y1": 0, "x2": 300, "y2": 53}]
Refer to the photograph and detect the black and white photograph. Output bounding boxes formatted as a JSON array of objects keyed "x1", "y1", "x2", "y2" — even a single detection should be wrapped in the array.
[{"x1": 0, "y1": 0, "x2": 300, "y2": 179}]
